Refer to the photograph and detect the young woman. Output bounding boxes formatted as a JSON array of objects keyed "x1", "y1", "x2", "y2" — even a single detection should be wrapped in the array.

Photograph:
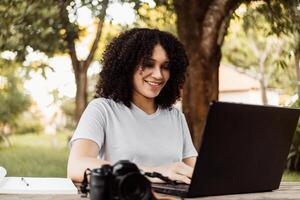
[{"x1": 67, "y1": 28, "x2": 198, "y2": 184}]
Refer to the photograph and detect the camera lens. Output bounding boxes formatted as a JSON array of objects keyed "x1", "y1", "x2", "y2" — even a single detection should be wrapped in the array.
[
  {"x1": 90, "y1": 165, "x2": 112, "y2": 200},
  {"x1": 119, "y1": 172, "x2": 151, "y2": 200}
]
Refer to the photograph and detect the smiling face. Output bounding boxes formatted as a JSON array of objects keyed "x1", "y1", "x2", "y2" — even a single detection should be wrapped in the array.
[{"x1": 132, "y1": 44, "x2": 170, "y2": 104}]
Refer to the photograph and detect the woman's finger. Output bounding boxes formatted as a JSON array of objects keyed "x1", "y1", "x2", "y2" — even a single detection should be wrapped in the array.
[
  {"x1": 173, "y1": 162, "x2": 193, "y2": 178},
  {"x1": 170, "y1": 173, "x2": 191, "y2": 184}
]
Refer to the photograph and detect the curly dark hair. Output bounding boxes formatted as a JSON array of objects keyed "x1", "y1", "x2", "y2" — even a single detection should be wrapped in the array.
[{"x1": 95, "y1": 28, "x2": 189, "y2": 108}]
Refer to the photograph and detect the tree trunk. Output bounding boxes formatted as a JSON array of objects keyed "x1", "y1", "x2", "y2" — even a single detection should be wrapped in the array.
[
  {"x1": 174, "y1": 0, "x2": 242, "y2": 149},
  {"x1": 259, "y1": 38, "x2": 275, "y2": 105},
  {"x1": 259, "y1": 77, "x2": 268, "y2": 105},
  {"x1": 74, "y1": 62, "x2": 88, "y2": 122},
  {"x1": 295, "y1": 44, "x2": 300, "y2": 99},
  {"x1": 59, "y1": 0, "x2": 108, "y2": 123}
]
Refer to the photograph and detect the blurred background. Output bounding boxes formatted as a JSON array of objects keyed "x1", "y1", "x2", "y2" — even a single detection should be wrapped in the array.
[{"x1": 0, "y1": 0, "x2": 300, "y2": 180}]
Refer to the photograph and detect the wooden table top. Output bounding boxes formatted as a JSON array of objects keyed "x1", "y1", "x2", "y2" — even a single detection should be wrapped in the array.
[{"x1": 1, "y1": 182, "x2": 300, "y2": 200}]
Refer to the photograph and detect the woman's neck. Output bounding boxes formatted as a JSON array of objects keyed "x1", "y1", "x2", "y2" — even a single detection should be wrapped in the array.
[{"x1": 132, "y1": 93, "x2": 157, "y2": 115}]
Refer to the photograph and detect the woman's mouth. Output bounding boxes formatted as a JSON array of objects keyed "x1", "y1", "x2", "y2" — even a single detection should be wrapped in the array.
[
  {"x1": 145, "y1": 80, "x2": 162, "y2": 86},
  {"x1": 144, "y1": 80, "x2": 164, "y2": 90}
]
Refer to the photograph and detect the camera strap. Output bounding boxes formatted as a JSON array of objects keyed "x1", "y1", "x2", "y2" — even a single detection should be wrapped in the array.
[
  {"x1": 80, "y1": 168, "x2": 91, "y2": 197},
  {"x1": 144, "y1": 172, "x2": 177, "y2": 185}
]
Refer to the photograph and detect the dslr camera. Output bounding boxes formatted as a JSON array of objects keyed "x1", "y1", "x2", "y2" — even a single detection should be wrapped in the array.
[{"x1": 81, "y1": 160, "x2": 156, "y2": 200}]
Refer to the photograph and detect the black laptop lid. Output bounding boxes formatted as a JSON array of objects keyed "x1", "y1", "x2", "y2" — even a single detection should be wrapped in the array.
[{"x1": 188, "y1": 101, "x2": 300, "y2": 197}]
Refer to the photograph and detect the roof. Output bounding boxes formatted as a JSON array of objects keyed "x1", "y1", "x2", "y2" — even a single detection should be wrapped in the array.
[{"x1": 219, "y1": 65, "x2": 260, "y2": 92}]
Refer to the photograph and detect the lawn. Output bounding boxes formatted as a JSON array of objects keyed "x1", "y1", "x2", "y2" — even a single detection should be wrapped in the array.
[
  {"x1": 0, "y1": 133, "x2": 70, "y2": 177},
  {"x1": 1, "y1": 133, "x2": 300, "y2": 181},
  {"x1": 282, "y1": 171, "x2": 300, "y2": 181}
]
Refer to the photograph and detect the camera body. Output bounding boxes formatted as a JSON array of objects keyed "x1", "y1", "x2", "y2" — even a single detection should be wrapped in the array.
[{"x1": 89, "y1": 160, "x2": 155, "y2": 200}]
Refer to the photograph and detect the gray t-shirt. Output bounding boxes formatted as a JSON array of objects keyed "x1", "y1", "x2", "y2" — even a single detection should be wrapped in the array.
[{"x1": 70, "y1": 98, "x2": 198, "y2": 167}]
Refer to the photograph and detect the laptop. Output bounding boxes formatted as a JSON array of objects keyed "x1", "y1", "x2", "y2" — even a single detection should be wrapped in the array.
[{"x1": 152, "y1": 101, "x2": 300, "y2": 198}]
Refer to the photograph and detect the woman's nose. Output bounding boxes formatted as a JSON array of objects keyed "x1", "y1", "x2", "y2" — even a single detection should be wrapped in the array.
[{"x1": 151, "y1": 65, "x2": 163, "y2": 79}]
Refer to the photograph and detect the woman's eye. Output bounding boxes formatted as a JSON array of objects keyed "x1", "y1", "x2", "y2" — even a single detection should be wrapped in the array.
[
  {"x1": 161, "y1": 64, "x2": 170, "y2": 70},
  {"x1": 143, "y1": 63, "x2": 154, "y2": 68}
]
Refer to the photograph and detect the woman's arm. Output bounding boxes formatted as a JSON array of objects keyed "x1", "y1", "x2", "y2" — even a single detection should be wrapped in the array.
[
  {"x1": 68, "y1": 139, "x2": 198, "y2": 184},
  {"x1": 67, "y1": 139, "x2": 110, "y2": 182},
  {"x1": 183, "y1": 156, "x2": 197, "y2": 168}
]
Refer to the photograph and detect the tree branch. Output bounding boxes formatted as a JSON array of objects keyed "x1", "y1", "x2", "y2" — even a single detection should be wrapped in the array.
[
  {"x1": 248, "y1": 33, "x2": 260, "y2": 58},
  {"x1": 201, "y1": 0, "x2": 242, "y2": 60},
  {"x1": 84, "y1": 0, "x2": 109, "y2": 70},
  {"x1": 59, "y1": 0, "x2": 79, "y2": 72}
]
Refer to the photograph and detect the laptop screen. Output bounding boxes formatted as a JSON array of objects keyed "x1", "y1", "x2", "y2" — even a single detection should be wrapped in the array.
[{"x1": 153, "y1": 101, "x2": 300, "y2": 198}]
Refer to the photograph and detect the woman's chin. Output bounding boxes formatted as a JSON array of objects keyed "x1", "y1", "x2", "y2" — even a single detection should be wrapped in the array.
[{"x1": 144, "y1": 92, "x2": 161, "y2": 99}]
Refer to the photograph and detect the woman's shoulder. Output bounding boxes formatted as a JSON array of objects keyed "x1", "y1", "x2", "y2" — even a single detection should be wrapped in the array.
[
  {"x1": 90, "y1": 97, "x2": 112, "y2": 105},
  {"x1": 161, "y1": 105, "x2": 183, "y2": 118},
  {"x1": 89, "y1": 97, "x2": 125, "y2": 111}
]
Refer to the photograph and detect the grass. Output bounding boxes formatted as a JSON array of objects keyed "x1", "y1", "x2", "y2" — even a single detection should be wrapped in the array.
[
  {"x1": 1, "y1": 133, "x2": 300, "y2": 181},
  {"x1": 0, "y1": 133, "x2": 70, "y2": 177},
  {"x1": 282, "y1": 171, "x2": 300, "y2": 181}
]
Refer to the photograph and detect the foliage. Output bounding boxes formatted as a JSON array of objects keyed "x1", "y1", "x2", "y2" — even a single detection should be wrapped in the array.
[
  {"x1": 0, "y1": 0, "x2": 109, "y2": 122},
  {"x1": 0, "y1": 133, "x2": 69, "y2": 177},
  {"x1": 254, "y1": 1, "x2": 300, "y2": 94},
  {"x1": 93, "y1": 22, "x2": 125, "y2": 61},
  {"x1": 222, "y1": 3, "x2": 296, "y2": 95},
  {"x1": 256, "y1": 0, "x2": 300, "y2": 35},
  {"x1": 13, "y1": 110, "x2": 44, "y2": 135},
  {"x1": 0, "y1": 0, "x2": 65, "y2": 61},
  {"x1": 60, "y1": 97, "x2": 76, "y2": 131},
  {"x1": 134, "y1": 2, "x2": 177, "y2": 35},
  {"x1": 0, "y1": 0, "x2": 177, "y2": 59},
  {"x1": 0, "y1": 59, "x2": 30, "y2": 127}
]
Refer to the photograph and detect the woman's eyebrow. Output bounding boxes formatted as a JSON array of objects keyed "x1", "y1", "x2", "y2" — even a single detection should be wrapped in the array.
[
  {"x1": 148, "y1": 58, "x2": 170, "y2": 63},
  {"x1": 145, "y1": 58, "x2": 155, "y2": 62}
]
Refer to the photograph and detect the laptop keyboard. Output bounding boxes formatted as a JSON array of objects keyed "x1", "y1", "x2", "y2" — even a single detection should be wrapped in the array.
[{"x1": 152, "y1": 182, "x2": 189, "y2": 196}]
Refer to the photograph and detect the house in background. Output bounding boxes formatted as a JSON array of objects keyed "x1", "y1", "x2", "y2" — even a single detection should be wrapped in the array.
[
  {"x1": 174, "y1": 65, "x2": 280, "y2": 110},
  {"x1": 219, "y1": 65, "x2": 280, "y2": 105}
]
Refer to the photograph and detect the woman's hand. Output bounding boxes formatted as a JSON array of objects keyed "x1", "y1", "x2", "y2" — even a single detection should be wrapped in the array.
[{"x1": 145, "y1": 162, "x2": 193, "y2": 184}]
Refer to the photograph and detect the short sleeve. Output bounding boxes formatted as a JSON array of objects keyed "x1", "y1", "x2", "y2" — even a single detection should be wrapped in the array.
[
  {"x1": 180, "y1": 113, "x2": 198, "y2": 159},
  {"x1": 69, "y1": 99, "x2": 107, "y2": 149}
]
